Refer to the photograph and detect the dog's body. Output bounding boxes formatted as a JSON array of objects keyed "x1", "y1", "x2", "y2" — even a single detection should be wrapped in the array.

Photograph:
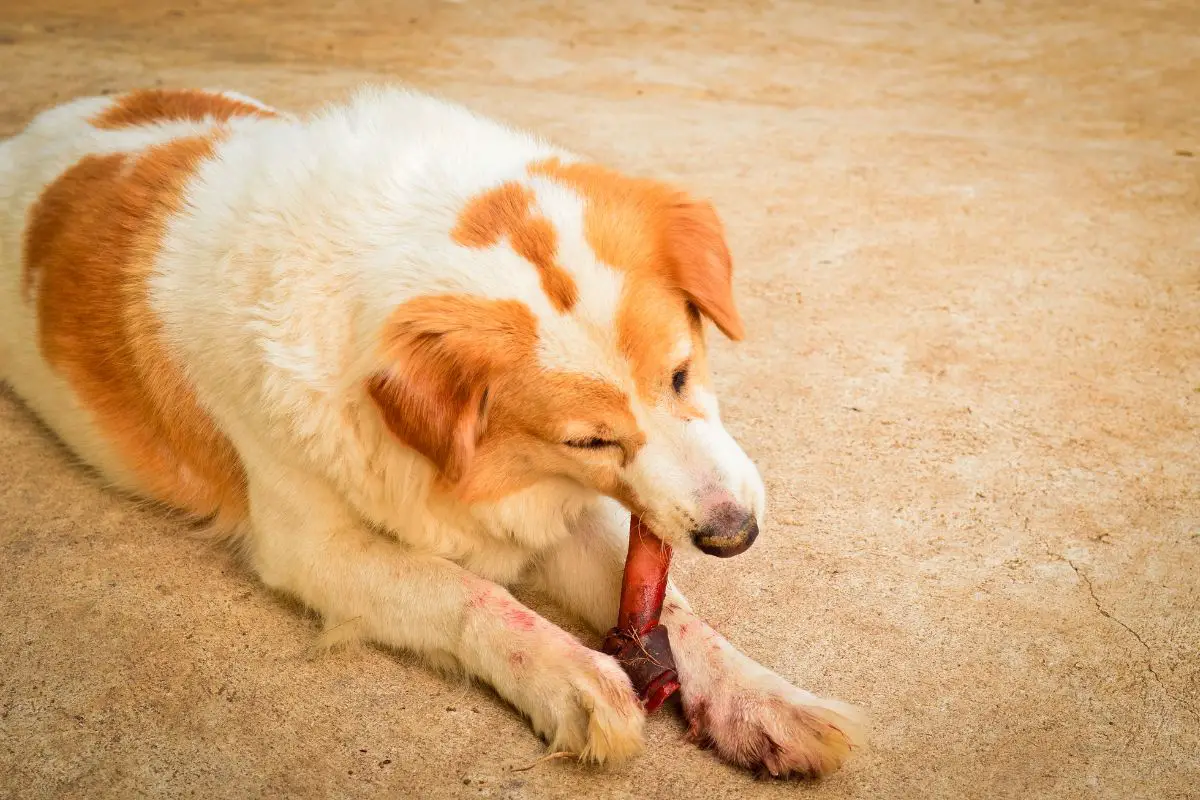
[{"x1": 0, "y1": 87, "x2": 860, "y2": 776}]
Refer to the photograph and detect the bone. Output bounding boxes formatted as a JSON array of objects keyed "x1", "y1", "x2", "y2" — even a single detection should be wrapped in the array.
[{"x1": 601, "y1": 514, "x2": 681, "y2": 712}]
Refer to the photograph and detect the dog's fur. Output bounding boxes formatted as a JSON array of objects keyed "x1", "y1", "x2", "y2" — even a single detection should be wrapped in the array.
[{"x1": 0, "y1": 87, "x2": 862, "y2": 776}]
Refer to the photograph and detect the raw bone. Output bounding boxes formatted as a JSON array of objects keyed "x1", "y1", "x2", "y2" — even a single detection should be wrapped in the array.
[{"x1": 601, "y1": 514, "x2": 680, "y2": 712}]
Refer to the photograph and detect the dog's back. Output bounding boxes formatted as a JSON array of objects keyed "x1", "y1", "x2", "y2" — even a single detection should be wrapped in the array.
[
  {"x1": 0, "y1": 87, "x2": 618, "y2": 553},
  {"x1": 0, "y1": 91, "x2": 291, "y2": 527}
]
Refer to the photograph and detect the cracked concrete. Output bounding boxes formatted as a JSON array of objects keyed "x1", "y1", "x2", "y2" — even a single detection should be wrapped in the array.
[
  {"x1": 1064, "y1": 556, "x2": 1199, "y2": 724},
  {"x1": 1, "y1": 1, "x2": 1198, "y2": 799}
]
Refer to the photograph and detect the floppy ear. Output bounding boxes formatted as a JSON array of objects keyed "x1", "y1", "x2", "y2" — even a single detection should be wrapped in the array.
[
  {"x1": 367, "y1": 347, "x2": 489, "y2": 484},
  {"x1": 366, "y1": 296, "x2": 535, "y2": 483},
  {"x1": 662, "y1": 199, "x2": 745, "y2": 341}
]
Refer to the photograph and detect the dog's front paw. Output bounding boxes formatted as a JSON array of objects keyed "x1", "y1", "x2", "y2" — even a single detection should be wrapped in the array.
[
  {"x1": 685, "y1": 680, "x2": 862, "y2": 778},
  {"x1": 672, "y1": 622, "x2": 864, "y2": 778},
  {"x1": 517, "y1": 643, "x2": 646, "y2": 764}
]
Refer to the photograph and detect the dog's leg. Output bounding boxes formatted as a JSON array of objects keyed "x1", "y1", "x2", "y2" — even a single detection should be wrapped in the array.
[
  {"x1": 242, "y1": 463, "x2": 644, "y2": 763},
  {"x1": 533, "y1": 500, "x2": 864, "y2": 778}
]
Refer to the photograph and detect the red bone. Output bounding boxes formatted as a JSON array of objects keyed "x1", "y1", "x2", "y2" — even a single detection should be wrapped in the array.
[{"x1": 601, "y1": 514, "x2": 681, "y2": 712}]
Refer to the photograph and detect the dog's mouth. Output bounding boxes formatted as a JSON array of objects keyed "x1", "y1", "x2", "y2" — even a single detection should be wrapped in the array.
[{"x1": 633, "y1": 499, "x2": 759, "y2": 558}]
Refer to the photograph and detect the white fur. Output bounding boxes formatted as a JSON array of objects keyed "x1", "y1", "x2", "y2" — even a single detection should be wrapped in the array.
[{"x1": 0, "y1": 86, "x2": 860, "y2": 772}]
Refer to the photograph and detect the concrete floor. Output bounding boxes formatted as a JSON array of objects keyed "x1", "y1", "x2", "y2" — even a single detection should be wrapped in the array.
[{"x1": 1, "y1": 1, "x2": 1197, "y2": 798}]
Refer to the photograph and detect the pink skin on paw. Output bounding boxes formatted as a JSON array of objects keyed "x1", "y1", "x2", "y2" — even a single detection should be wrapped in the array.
[
  {"x1": 671, "y1": 610, "x2": 860, "y2": 779},
  {"x1": 503, "y1": 608, "x2": 537, "y2": 631},
  {"x1": 684, "y1": 686, "x2": 857, "y2": 778},
  {"x1": 468, "y1": 587, "x2": 584, "y2": 657},
  {"x1": 466, "y1": 586, "x2": 492, "y2": 609},
  {"x1": 465, "y1": 585, "x2": 539, "y2": 632}
]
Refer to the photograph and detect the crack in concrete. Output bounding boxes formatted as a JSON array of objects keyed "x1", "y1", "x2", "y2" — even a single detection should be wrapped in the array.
[{"x1": 1056, "y1": 553, "x2": 1199, "y2": 722}]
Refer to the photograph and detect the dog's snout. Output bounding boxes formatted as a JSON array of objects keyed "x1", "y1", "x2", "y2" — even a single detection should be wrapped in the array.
[{"x1": 691, "y1": 502, "x2": 758, "y2": 558}]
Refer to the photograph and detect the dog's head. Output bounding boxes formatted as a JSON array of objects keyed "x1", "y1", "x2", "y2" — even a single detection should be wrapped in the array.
[{"x1": 368, "y1": 158, "x2": 764, "y2": 557}]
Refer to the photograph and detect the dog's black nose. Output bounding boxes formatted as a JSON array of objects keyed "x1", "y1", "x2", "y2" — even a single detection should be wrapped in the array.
[{"x1": 691, "y1": 502, "x2": 758, "y2": 557}]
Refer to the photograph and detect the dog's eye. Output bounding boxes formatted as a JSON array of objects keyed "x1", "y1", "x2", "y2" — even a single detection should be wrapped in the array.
[
  {"x1": 564, "y1": 437, "x2": 619, "y2": 450},
  {"x1": 671, "y1": 363, "x2": 690, "y2": 396}
]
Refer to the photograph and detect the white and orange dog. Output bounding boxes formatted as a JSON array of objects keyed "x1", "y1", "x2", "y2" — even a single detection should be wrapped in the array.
[{"x1": 0, "y1": 87, "x2": 861, "y2": 777}]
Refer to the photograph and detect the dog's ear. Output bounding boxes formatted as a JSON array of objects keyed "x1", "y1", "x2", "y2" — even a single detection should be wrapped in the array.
[
  {"x1": 367, "y1": 352, "x2": 488, "y2": 484},
  {"x1": 662, "y1": 199, "x2": 745, "y2": 341},
  {"x1": 367, "y1": 296, "x2": 535, "y2": 483}
]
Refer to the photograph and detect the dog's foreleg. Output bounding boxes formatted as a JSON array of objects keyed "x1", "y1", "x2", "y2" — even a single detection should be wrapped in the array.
[
  {"x1": 533, "y1": 500, "x2": 865, "y2": 777},
  {"x1": 242, "y1": 460, "x2": 643, "y2": 763}
]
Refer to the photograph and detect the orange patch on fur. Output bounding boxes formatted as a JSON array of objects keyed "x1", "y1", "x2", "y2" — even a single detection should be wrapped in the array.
[
  {"x1": 451, "y1": 182, "x2": 579, "y2": 313},
  {"x1": 618, "y1": 282, "x2": 710, "y2": 418},
  {"x1": 529, "y1": 158, "x2": 739, "y2": 408},
  {"x1": 91, "y1": 88, "x2": 276, "y2": 129},
  {"x1": 23, "y1": 138, "x2": 247, "y2": 526},
  {"x1": 466, "y1": 369, "x2": 644, "y2": 504},
  {"x1": 369, "y1": 294, "x2": 641, "y2": 502},
  {"x1": 528, "y1": 158, "x2": 743, "y2": 340},
  {"x1": 528, "y1": 158, "x2": 669, "y2": 273},
  {"x1": 369, "y1": 294, "x2": 541, "y2": 483}
]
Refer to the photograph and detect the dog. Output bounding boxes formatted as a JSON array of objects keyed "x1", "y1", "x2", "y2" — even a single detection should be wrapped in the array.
[{"x1": 0, "y1": 86, "x2": 862, "y2": 777}]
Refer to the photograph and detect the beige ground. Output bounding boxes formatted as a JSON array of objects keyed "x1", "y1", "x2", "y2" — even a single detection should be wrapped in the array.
[{"x1": 1, "y1": 1, "x2": 1198, "y2": 798}]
